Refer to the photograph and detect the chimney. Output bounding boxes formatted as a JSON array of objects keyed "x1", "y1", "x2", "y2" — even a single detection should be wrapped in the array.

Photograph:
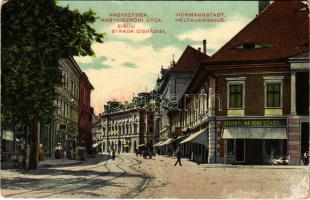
[
  {"x1": 198, "y1": 47, "x2": 201, "y2": 52},
  {"x1": 258, "y1": 0, "x2": 270, "y2": 13},
  {"x1": 203, "y1": 39, "x2": 207, "y2": 54}
]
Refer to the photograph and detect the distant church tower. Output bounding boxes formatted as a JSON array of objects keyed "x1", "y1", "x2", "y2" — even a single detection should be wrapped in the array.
[{"x1": 259, "y1": 0, "x2": 270, "y2": 13}]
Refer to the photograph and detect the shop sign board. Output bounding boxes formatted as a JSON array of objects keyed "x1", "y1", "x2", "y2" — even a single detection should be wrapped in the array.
[{"x1": 224, "y1": 118, "x2": 287, "y2": 127}]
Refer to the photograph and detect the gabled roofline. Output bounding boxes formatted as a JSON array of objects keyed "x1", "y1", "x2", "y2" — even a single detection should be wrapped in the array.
[
  {"x1": 288, "y1": 51, "x2": 310, "y2": 62},
  {"x1": 209, "y1": 1, "x2": 282, "y2": 62}
]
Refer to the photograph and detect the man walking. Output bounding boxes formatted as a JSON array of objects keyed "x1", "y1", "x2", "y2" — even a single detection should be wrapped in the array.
[
  {"x1": 303, "y1": 151, "x2": 309, "y2": 165},
  {"x1": 174, "y1": 146, "x2": 182, "y2": 166}
]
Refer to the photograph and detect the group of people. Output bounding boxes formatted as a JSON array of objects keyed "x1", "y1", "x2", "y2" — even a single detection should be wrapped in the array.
[{"x1": 54, "y1": 143, "x2": 76, "y2": 159}]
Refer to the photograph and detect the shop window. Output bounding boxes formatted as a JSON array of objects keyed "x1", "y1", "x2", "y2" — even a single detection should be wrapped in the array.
[
  {"x1": 266, "y1": 83, "x2": 281, "y2": 107},
  {"x1": 227, "y1": 139, "x2": 235, "y2": 156},
  {"x1": 229, "y1": 84, "x2": 243, "y2": 108}
]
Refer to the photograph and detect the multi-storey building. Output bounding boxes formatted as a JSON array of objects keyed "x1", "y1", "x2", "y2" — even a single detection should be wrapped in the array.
[
  {"x1": 172, "y1": 0, "x2": 309, "y2": 165},
  {"x1": 91, "y1": 115, "x2": 103, "y2": 152},
  {"x1": 153, "y1": 45, "x2": 209, "y2": 153},
  {"x1": 41, "y1": 57, "x2": 82, "y2": 157},
  {"x1": 101, "y1": 94, "x2": 155, "y2": 153},
  {"x1": 168, "y1": 66, "x2": 210, "y2": 163},
  {"x1": 78, "y1": 73, "x2": 94, "y2": 149}
]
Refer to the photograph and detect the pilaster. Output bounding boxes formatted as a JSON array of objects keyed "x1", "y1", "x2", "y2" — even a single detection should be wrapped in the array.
[{"x1": 288, "y1": 115, "x2": 301, "y2": 165}]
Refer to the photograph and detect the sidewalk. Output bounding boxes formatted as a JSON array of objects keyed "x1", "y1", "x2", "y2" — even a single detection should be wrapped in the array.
[
  {"x1": 156, "y1": 154, "x2": 309, "y2": 169},
  {"x1": 38, "y1": 158, "x2": 82, "y2": 168},
  {"x1": 1, "y1": 154, "x2": 108, "y2": 170},
  {"x1": 39, "y1": 154, "x2": 109, "y2": 168}
]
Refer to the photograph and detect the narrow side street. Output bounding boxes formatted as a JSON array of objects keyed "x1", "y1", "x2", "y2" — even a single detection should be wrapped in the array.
[{"x1": 1, "y1": 154, "x2": 309, "y2": 199}]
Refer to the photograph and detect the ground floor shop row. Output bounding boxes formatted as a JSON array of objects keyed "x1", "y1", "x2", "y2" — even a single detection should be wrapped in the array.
[
  {"x1": 99, "y1": 136, "x2": 139, "y2": 153},
  {"x1": 154, "y1": 117, "x2": 309, "y2": 165},
  {"x1": 1, "y1": 119, "x2": 80, "y2": 161}
]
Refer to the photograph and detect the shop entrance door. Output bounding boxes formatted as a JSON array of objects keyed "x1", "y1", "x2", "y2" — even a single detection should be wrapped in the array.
[
  {"x1": 246, "y1": 139, "x2": 263, "y2": 164},
  {"x1": 235, "y1": 139, "x2": 245, "y2": 162}
]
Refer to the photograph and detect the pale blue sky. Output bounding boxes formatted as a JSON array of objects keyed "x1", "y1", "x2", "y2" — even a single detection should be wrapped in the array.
[{"x1": 58, "y1": 1, "x2": 259, "y2": 113}]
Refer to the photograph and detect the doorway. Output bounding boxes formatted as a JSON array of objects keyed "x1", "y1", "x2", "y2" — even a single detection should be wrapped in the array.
[
  {"x1": 246, "y1": 139, "x2": 263, "y2": 164},
  {"x1": 235, "y1": 139, "x2": 245, "y2": 162}
]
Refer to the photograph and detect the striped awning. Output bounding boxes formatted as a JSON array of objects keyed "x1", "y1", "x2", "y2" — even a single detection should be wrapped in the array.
[{"x1": 108, "y1": 131, "x2": 119, "y2": 136}]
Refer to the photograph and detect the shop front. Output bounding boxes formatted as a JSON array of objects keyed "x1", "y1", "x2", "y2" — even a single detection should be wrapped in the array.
[
  {"x1": 222, "y1": 118, "x2": 288, "y2": 165},
  {"x1": 180, "y1": 128, "x2": 209, "y2": 163}
]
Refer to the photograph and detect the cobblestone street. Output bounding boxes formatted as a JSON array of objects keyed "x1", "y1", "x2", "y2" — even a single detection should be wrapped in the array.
[{"x1": 1, "y1": 154, "x2": 309, "y2": 199}]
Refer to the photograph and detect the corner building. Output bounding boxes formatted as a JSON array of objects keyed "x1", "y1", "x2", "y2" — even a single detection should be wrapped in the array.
[{"x1": 201, "y1": 1, "x2": 309, "y2": 165}]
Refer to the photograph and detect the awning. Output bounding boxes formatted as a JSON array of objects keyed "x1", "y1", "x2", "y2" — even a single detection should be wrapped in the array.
[
  {"x1": 158, "y1": 138, "x2": 173, "y2": 146},
  {"x1": 139, "y1": 144, "x2": 145, "y2": 147},
  {"x1": 159, "y1": 127, "x2": 169, "y2": 137},
  {"x1": 153, "y1": 141, "x2": 164, "y2": 147},
  {"x1": 180, "y1": 128, "x2": 208, "y2": 145},
  {"x1": 172, "y1": 136, "x2": 186, "y2": 143},
  {"x1": 108, "y1": 131, "x2": 118, "y2": 136},
  {"x1": 2, "y1": 130, "x2": 14, "y2": 141},
  {"x1": 222, "y1": 128, "x2": 287, "y2": 139},
  {"x1": 92, "y1": 142, "x2": 102, "y2": 148}
]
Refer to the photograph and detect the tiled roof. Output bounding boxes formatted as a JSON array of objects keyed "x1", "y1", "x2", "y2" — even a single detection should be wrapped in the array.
[
  {"x1": 170, "y1": 46, "x2": 210, "y2": 72},
  {"x1": 206, "y1": 1, "x2": 309, "y2": 64}
]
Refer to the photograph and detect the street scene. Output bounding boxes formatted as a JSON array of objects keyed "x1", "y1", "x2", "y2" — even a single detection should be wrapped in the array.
[
  {"x1": 1, "y1": 154, "x2": 309, "y2": 199},
  {"x1": 1, "y1": 0, "x2": 310, "y2": 199}
]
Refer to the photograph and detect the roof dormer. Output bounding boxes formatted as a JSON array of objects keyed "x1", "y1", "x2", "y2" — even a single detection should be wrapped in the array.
[{"x1": 233, "y1": 43, "x2": 271, "y2": 50}]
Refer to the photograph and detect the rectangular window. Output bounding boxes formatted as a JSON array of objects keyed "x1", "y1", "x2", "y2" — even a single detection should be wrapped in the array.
[
  {"x1": 74, "y1": 85, "x2": 76, "y2": 97},
  {"x1": 70, "y1": 107, "x2": 72, "y2": 120},
  {"x1": 59, "y1": 99, "x2": 62, "y2": 115},
  {"x1": 229, "y1": 84, "x2": 243, "y2": 108},
  {"x1": 66, "y1": 76, "x2": 69, "y2": 90},
  {"x1": 71, "y1": 80, "x2": 73, "y2": 94},
  {"x1": 66, "y1": 104, "x2": 69, "y2": 118},
  {"x1": 266, "y1": 83, "x2": 281, "y2": 107},
  {"x1": 63, "y1": 101, "x2": 66, "y2": 117},
  {"x1": 62, "y1": 73, "x2": 66, "y2": 88},
  {"x1": 227, "y1": 139, "x2": 235, "y2": 156}
]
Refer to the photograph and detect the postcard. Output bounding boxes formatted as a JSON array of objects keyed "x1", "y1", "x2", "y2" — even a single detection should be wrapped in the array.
[{"x1": 1, "y1": 0, "x2": 309, "y2": 199}]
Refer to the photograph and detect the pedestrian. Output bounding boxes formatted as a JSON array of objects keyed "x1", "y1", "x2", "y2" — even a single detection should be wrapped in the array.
[
  {"x1": 303, "y1": 151, "x2": 309, "y2": 165},
  {"x1": 55, "y1": 143, "x2": 63, "y2": 159},
  {"x1": 112, "y1": 148, "x2": 115, "y2": 160},
  {"x1": 174, "y1": 146, "x2": 182, "y2": 166},
  {"x1": 38, "y1": 144, "x2": 44, "y2": 161},
  {"x1": 68, "y1": 145, "x2": 74, "y2": 159},
  {"x1": 19, "y1": 144, "x2": 27, "y2": 170}
]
